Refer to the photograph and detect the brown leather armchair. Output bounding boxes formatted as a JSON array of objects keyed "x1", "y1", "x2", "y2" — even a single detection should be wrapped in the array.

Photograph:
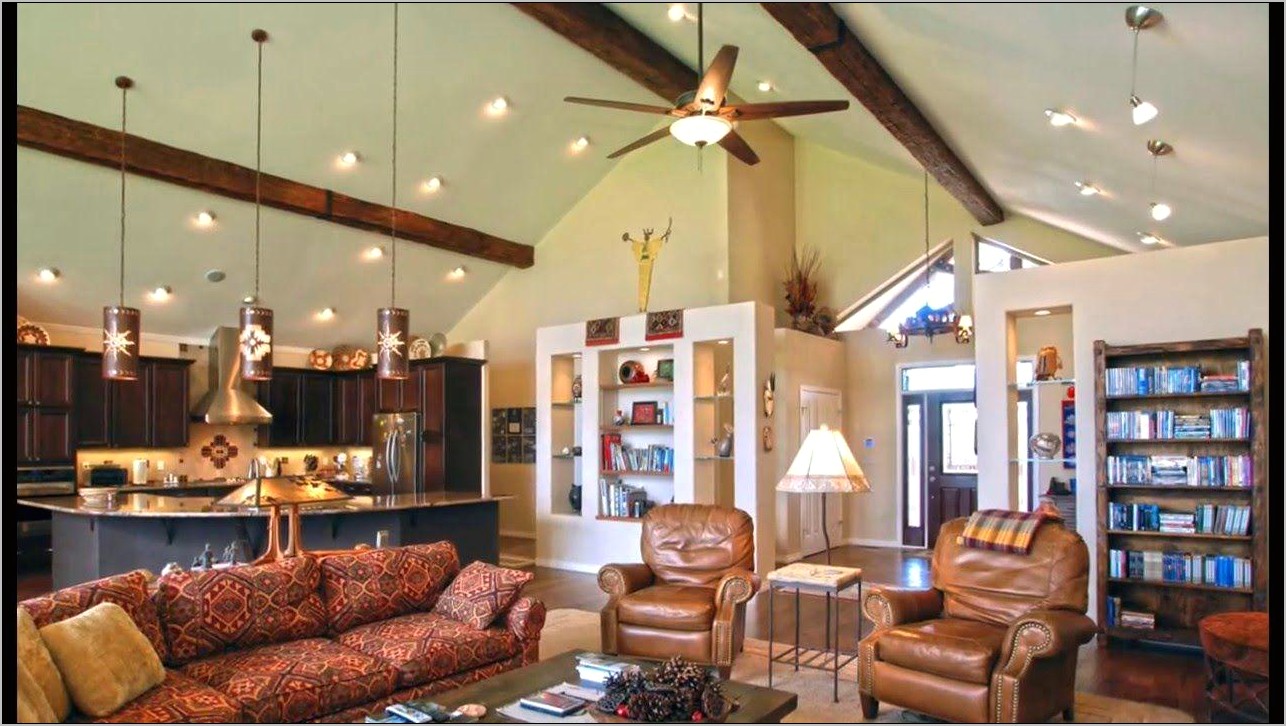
[
  {"x1": 598, "y1": 504, "x2": 760, "y2": 676},
  {"x1": 859, "y1": 517, "x2": 1096, "y2": 723}
]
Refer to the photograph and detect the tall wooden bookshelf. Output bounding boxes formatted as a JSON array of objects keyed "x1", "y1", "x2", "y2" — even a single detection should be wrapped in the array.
[{"x1": 1095, "y1": 329, "x2": 1267, "y2": 648}]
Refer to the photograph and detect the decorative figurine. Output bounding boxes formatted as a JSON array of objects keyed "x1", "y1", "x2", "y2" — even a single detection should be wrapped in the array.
[
  {"x1": 622, "y1": 217, "x2": 673, "y2": 313},
  {"x1": 763, "y1": 374, "x2": 776, "y2": 417},
  {"x1": 571, "y1": 374, "x2": 583, "y2": 401},
  {"x1": 613, "y1": 409, "x2": 629, "y2": 426},
  {"x1": 712, "y1": 423, "x2": 734, "y2": 458},
  {"x1": 160, "y1": 562, "x2": 184, "y2": 578},
  {"x1": 568, "y1": 484, "x2": 583, "y2": 513},
  {"x1": 762, "y1": 425, "x2": 774, "y2": 452},
  {"x1": 1035, "y1": 345, "x2": 1062, "y2": 381},
  {"x1": 717, "y1": 366, "x2": 732, "y2": 396}
]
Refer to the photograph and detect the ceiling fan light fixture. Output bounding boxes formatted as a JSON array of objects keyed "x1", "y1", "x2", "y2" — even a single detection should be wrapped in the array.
[{"x1": 669, "y1": 113, "x2": 732, "y2": 147}]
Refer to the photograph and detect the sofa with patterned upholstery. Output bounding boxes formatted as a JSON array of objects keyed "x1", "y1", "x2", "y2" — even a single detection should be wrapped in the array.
[{"x1": 17, "y1": 542, "x2": 545, "y2": 724}]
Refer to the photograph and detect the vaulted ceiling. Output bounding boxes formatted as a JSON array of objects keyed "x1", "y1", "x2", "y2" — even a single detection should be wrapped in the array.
[{"x1": 17, "y1": 3, "x2": 1269, "y2": 348}]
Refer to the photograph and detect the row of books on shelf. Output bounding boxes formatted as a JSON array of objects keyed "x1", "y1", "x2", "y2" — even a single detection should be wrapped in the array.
[
  {"x1": 600, "y1": 433, "x2": 674, "y2": 473},
  {"x1": 1108, "y1": 503, "x2": 1251, "y2": 535},
  {"x1": 1107, "y1": 454, "x2": 1252, "y2": 487},
  {"x1": 1108, "y1": 549, "x2": 1253, "y2": 589},
  {"x1": 1104, "y1": 597, "x2": 1155, "y2": 630},
  {"x1": 1104, "y1": 408, "x2": 1249, "y2": 440},
  {"x1": 1104, "y1": 362, "x2": 1249, "y2": 396},
  {"x1": 599, "y1": 479, "x2": 649, "y2": 518}
]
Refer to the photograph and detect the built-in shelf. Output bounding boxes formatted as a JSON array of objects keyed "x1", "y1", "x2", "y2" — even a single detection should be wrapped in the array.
[
  {"x1": 597, "y1": 515, "x2": 643, "y2": 523},
  {"x1": 600, "y1": 381, "x2": 674, "y2": 391},
  {"x1": 600, "y1": 424, "x2": 674, "y2": 432},
  {"x1": 1104, "y1": 626, "x2": 1201, "y2": 648},
  {"x1": 1012, "y1": 377, "x2": 1075, "y2": 389},
  {"x1": 1104, "y1": 484, "x2": 1251, "y2": 492},
  {"x1": 1106, "y1": 391, "x2": 1249, "y2": 401},
  {"x1": 1106, "y1": 530, "x2": 1251, "y2": 541},
  {"x1": 1105, "y1": 438, "x2": 1250, "y2": 444},
  {"x1": 695, "y1": 455, "x2": 735, "y2": 462},
  {"x1": 552, "y1": 400, "x2": 580, "y2": 408},
  {"x1": 601, "y1": 470, "x2": 673, "y2": 478},
  {"x1": 1011, "y1": 457, "x2": 1075, "y2": 464},
  {"x1": 1107, "y1": 578, "x2": 1253, "y2": 595},
  {"x1": 552, "y1": 454, "x2": 576, "y2": 460},
  {"x1": 693, "y1": 394, "x2": 733, "y2": 402}
]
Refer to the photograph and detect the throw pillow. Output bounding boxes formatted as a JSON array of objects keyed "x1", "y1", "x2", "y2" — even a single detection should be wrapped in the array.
[
  {"x1": 18, "y1": 659, "x2": 58, "y2": 724},
  {"x1": 432, "y1": 561, "x2": 533, "y2": 630},
  {"x1": 320, "y1": 541, "x2": 461, "y2": 633},
  {"x1": 17, "y1": 607, "x2": 70, "y2": 721},
  {"x1": 39, "y1": 602, "x2": 166, "y2": 718},
  {"x1": 19, "y1": 569, "x2": 168, "y2": 662}
]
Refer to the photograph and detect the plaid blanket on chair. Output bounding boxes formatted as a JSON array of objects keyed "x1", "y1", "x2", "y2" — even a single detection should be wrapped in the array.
[{"x1": 958, "y1": 508, "x2": 1060, "y2": 554}]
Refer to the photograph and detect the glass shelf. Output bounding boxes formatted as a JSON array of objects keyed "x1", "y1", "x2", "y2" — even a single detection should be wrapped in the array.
[
  {"x1": 1011, "y1": 458, "x2": 1075, "y2": 464},
  {"x1": 1011, "y1": 377, "x2": 1075, "y2": 389}
]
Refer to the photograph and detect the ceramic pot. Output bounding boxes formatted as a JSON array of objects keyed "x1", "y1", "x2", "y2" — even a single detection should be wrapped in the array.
[{"x1": 568, "y1": 484, "x2": 583, "y2": 513}]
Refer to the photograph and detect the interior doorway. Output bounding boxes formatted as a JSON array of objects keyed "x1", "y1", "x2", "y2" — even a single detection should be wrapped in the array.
[{"x1": 799, "y1": 386, "x2": 844, "y2": 558}]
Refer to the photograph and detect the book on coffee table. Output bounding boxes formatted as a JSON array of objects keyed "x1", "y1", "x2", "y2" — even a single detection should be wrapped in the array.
[{"x1": 519, "y1": 691, "x2": 587, "y2": 716}]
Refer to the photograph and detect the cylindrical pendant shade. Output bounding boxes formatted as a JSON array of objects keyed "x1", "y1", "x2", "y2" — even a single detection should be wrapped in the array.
[
  {"x1": 239, "y1": 306, "x2": 274, "y2": 381},
  {"x1": 102, "y1": 306, "x2": 140, "y2": 380},
  {"x1": 376, "y1": 307, "x2": 410, "y2": 380}
]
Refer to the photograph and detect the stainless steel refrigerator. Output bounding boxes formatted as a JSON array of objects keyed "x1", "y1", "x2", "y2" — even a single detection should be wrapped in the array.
[{"x1": 371, "y1": 412, "x2": 420, "y2": 495}]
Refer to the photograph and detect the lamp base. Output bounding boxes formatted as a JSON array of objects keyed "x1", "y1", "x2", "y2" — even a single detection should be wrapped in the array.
[{"x1": 253, "y1": 505, "x2": 284, "y2": 564}]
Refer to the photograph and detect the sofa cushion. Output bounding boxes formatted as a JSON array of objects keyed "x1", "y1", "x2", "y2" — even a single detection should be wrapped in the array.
[
  {"x1": 432, "y1": 561, "x2": 533, "y2": 630},
  {"x1": 617, "y1": 585, "x2": 716, "y2": 632},
  {"x1": 155, "y1": 555, "x2": 328, "y2": 665},
  {"x1": 180, "y1": 637, "x2": 398, "y2": 723},
  {"x1": 20, "y1": 569, "x2": 168, "y2": 662},
  {"x1": 877, "y1": 618, "x2": 1007, "y2": 685},
  {"x1": 321, "y1": 542, "x2": 460, "y2": 633},
  {"x1": 335, "y1": 611, "x2": 520, "y2": 687},
  {"x1": 39, "y1": 602, "x2": 167, "y2": 717},
  {"x1": 18, "y1": 606, "x2": 70, "y2": 721},
  {"x1": 89, "y1": 670, "x2": 242, "y2": 724},
  {"x1": 18, "y1": 659, "x2": 58, "y2": 724}
]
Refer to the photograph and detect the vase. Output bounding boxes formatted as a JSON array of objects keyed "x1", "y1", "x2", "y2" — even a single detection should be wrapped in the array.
[
  {"x1": 571, "y1": 375, "x2": 583, "y2": 401},
  {"x1": 713, "y1": 424, "x2": 734, "y2": 458},
  {"x1": 568, "y1": 484, "x2": 582, "y2": 513}
]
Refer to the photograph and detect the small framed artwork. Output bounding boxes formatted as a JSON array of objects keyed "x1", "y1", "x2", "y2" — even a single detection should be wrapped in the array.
[
  {"x1": 505, "y1": 436, "x2": 523, "y2": 464},
  {"x1": 521, "y1": 407, "x2": 536, "y2": 436},
  {"x1": 520, "y1": 436, "x2": 536, "y2": 464},
  {"x1": 491, "y1": 436, "x2": 508, "y2": 464},
  {"x1": 491, "y1": 409, "x2": 508, "y2": 439},
  {"x1": 656, "y1": 358, "x2": 675, "y2": 381},
  {"x1": 631, "y1": 401, "x2": 658, "y2": 426},
  {"x1": 506, "y1": 408, "x2": 523, "y2": 435}
]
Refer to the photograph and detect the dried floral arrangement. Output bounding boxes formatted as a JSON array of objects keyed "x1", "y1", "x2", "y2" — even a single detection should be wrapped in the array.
[
  {"x1": 783, "y1": 247, "x2": 838, "y2": 338},
  {"x1": 596, "y1": 656, "x2": 735, "y2": 722}
]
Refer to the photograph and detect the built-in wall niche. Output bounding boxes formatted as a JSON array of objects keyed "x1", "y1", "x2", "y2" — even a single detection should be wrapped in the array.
[
  {"x1": 549, "y1": 353, "x2": 582, "y2": 517},
  {"x1": 1006, "y1": 307, "x2": 1076, "y2": 524},
  {"x1": 597, "y1": 345, "x2": 675, "y2": 519},
  {"x1": 693, "y1": 339, "x2": 735, "y2": 508}
]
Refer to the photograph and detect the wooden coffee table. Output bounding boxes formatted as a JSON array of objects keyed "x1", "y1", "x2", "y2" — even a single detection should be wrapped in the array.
[{"x1": 426, "y1": 649, "x2": 798, "y2": 723}]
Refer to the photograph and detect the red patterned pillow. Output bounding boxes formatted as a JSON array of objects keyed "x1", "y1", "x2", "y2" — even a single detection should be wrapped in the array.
[
  {"x1": 321, "y1": 542, "x2": 460, "y2": 633},
  {"x1": 19, "y1": 570, "x2": 168, "y2": 662},
  {"x1": 432, "y1": 561, "x2": 533, "y2": 630},
  {"x1": 154, "y1": 555, "x2": 328, "y2": 665}
]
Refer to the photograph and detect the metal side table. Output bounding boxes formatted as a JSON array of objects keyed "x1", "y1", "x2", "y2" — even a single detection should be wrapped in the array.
[{"x1": 766, "y1": 563, "x2": 863, "y2": 703}]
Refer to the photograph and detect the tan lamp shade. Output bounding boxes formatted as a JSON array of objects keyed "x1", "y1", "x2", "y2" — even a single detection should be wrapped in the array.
[
  {"x1": 776, "y1": 424, "x2": 870, "y2": 493},
  {"x1": 216, "y1": 476, "x2": 351, "y2": 508}
]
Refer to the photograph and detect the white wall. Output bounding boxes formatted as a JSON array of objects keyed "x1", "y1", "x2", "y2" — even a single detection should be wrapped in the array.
[{"x1": 974, "y1": 236, "x2": 1270, "y2": 614}]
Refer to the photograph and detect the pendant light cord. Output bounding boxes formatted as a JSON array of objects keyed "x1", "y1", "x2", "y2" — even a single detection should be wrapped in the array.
[
  {"x1": 254, "y1": 33, "x2": 264, "y2": 302},
  {"x1": 697, "y1": 3, "x2": 704, "y2": 80},
  {"x1": 389, "y1": 2, "x2": 399, "y2": 308},
  {"x1": 922, "y1": 170, "x2": 930, "y2": 289},
  {"x1": 1129, "y1": 28, "x2": 1140, "y2": 97},
  {"x1": 118, "y1": 82, "x2": 128, "y2": 307}
]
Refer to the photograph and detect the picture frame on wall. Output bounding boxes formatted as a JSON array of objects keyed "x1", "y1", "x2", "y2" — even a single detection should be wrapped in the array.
[
  {"x1": 491, "y1": 436, "x2": 507, "y2": 464},
  {"x1": 521, "y1": 407, "x2": 536, "y2": 436},
  {"x1": 491, "y1": 409, "x2": 508, "y2": 439},
  {"x1": 521, "y1": 436, "x2": 536, "y2": 463},
  {"x1": 655, "y1": 358, "x2": 674, "y2": 381},
  {"x1": 507, "y1": 408, "x2": 522, "y2": 435},
  {"x1": 505, "y1": 436, "x2": 523, "y2": 464},
  {"x1": 630, "y1": 401, "x2": 658, "y2": 426}
]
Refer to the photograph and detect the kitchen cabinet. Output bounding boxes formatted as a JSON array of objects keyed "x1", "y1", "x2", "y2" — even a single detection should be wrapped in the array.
[
  {"x1": 257, "y1": 371, "x2": 303, "y2": 447},
  {"x1": 335, "y1": 373, "x2": 375, "y2": 446},
  {"x1": 149, "y1": 360, "x2": 191, "y2": 448},
  {"x1": 418, "y1": 359, "x2": 483, "y2": 493},
  {"x1": 17, "y1": 409, "x2": 74, "y2": 463},
  {"x1": 17, "y1": 346, "x2": 76, "y2": 407},
  {"x1": 299, "y1": 372, "x2": 335, "y2": 446},
  {"x1": 17, "y1": 345, "x2": 80, "y2": 463},
  {"x1": 72, "y1": 353, "x2": 193, "y2": 449},
  {"x1": 73, "y1": 355, "x2": 110, "y2": 447},
  {"x1": 112, "y1": 369, "x2": 151, "y2": 448},
  {"x1": 256, "y1": 369, "x2": 337, "y2": 447}
]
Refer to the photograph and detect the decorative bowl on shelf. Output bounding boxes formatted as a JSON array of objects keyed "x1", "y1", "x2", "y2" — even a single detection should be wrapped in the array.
[{"x1": 1029, "y1": 432, "x2": 1063, "y2": 459}]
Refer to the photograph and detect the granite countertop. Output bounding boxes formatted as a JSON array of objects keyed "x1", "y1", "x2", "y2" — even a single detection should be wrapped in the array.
[
  {"x1": 100, "y1": 478, "x2": 372, "y2": 494},
  {"x1": 18, "y1": 491, "x2": 508, "y2": 518}
]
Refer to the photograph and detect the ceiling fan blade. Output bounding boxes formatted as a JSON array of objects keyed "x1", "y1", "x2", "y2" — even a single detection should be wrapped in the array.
[
  {"x1": 725, "y1": 100, "x2": 851, "y2": 121},
  {"x1": 607, "y1": 126, "x2": 673, "y2": 159},
  {"x1": 718, "y1": 129, "x2": 760, "y2": 166},
  {"x1": 564, "y1": 97, "x2": 678, "y2": 115},
  {"x1": 695, "y1": 45, "x2": 739, "y2": 109}
]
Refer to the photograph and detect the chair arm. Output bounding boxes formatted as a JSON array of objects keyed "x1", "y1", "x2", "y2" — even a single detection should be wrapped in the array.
[
  {"x1": 503, "y1": 596, "x2": 546, "y2": 641},
  {"x1": 598, "y1": 563, "x2": 654, "y2": 597},
  {"x1": 715, "y1": 568, "x2": 760, "y2": 607},
  {"x1": 996, "y1": 609, "x2": 1097, "y2": 679},
  {"x1": 861, "y1": 587, "x2": 944, "y2": 630}
]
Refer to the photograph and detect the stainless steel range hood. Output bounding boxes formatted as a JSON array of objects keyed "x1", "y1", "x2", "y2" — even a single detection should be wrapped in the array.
[{"x1": 190, "y1": 326, "x2": 273, "y2": 425}]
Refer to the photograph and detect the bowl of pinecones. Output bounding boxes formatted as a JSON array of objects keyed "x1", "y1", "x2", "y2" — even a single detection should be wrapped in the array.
[{"x1": 592, "y1": 657, "x2": 736, "y2": 723}]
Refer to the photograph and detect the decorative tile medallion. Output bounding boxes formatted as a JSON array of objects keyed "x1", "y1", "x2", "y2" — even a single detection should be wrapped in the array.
[
  {"x1": 199, "y1": 434, "x2": 239, "y2": 470},
  {"x1": 645, "y1": 308, "x2": 684, "y2": 341},
  {"x1": 586, "y1": 316, "x2": 619, "y2": 346}
]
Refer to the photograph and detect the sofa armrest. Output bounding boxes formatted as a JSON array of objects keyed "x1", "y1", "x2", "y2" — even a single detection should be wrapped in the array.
[
  {"x1": 715, "y1": 568, "x2": 760, "y2": 607},
  {"x1": 996, "y1": 609, "x2": 1096, "y2": 678},
  {"x1": 504, "y1": 596, "x2": 546, "y2": 641},
  {"x1": 861, "y1": 587, "x2": 943, "y2": 630},
  {"x1": 598, "y1": 563, "x2": 654, "y2": 597}
]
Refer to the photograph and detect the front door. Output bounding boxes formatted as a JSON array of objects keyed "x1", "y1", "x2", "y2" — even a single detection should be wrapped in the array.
[
  {"x1": 925, "y1": 391, "x2": 978, "y2": 547},
  {"x1": 799, "y1": 387, "x2": 844, "y2": 558}
]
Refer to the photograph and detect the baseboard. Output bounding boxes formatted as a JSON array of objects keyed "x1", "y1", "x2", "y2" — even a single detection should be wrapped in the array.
[
  {"x1": 535, "y1": 558, "x2": 601, "y2": 575},
  {"x1": 843, "y1": 537, "x2": 905, "y2": 549},
  {"x1": 775, "y1": 550, "x2": 803, "y2": 566},
  {"x1": 500, "y1": 529, "x2": 536, "y2": 540}
]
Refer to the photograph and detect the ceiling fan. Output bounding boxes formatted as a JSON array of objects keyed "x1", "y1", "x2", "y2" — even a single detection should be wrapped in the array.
[{"x1": 564, "y1": 4, "x2": 850, "y2": 166}]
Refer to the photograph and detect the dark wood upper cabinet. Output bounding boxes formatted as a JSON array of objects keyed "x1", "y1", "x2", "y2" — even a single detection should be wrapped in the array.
[
  {"x1": 70, "y1": 353, "x2": 193, "y2": 450},
  {"x1": 335, "y1": 373, "x2": 375, "y2": 446},
  {"x1": 32, "y1": 409, "x2": 74, "y2": 462},
  {"x1": 257, "y1": 370, "x2": 303, "y2": 447},
  {"x1": 17, "y1": 346, "x2": 76, "y2": 408},
  {"x1": 418, "y1": 359, "x2": 483, "y2": 493},
  {"x1": 299, "y1": 372, "x2": 335, "y2": 446},
  {"x1": 149, "y1": 360, "x2": 191, "y2": 448},
  {"x1": 17, "y1": 410, "x2": 36, "y2": 463},
  {"x1": 17, "y1": 349, "x2": 35, "y2": 405},
  {"x1": 111, "y1": 367, "x2": 152, "y2": 449},
  {"x1": 377, "y1": 377, "x2": 404, "y2": 413},
  {"x1": 73, "y1": 355, "x2": 110, "y2": 447}
]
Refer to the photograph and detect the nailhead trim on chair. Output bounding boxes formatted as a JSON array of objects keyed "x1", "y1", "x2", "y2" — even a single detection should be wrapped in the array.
[
  {"x1": 863, "y1": 594, "x2": 893, "y2": 630},
  {"x1": 993, "y1": 621, "x2": 1052, "y2": 722},
  {"x1": 598, "y1": 569, "x2": 623, "y2": 596}
]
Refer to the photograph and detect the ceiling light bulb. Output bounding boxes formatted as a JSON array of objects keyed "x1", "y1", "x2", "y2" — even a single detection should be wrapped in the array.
[
  {"x1": 667, "y1": 4, "x2": 687, "y2": 22},
  {"x1": 1130, "y1": 96, "x2": 1158, "y2": 125},
  {"x1": 316, "y1": 307, "x2": 336, "y2": 321},
  {"x1": 1034, "y1": 309, "x2": 1051, "y2": 317},
  {"x1": 338, "y1": 151, "x2": 359, "y2": 167},
  {"x1": 447, "y1": 266, "x2": 467, "y2": 280},
  {"x1": 243, "y1": 294, "x2": 258, "y2": 304},
  {"x1": 571, "y1": 136, "x2": 590, "y2": 152},
  {"x1": 1138, "y1": 233, "x2": 1162, "y2": 245},
  {"x1": 363, "y1": 246, "x2": 385, "y2": 260},
  {"x1": 422, "y1": 176, "x2": 443, "y2": 193},
  {"x1": 488, "y1": 96, "x2": 509, "y2": 114},
  {"x1": 718, "y1": 339, "x2": 730, "y2": 345},
  {"x1": 1150, "y1": 202, "x2": 1172, "y2": 221},
  {"x1": 148, "y1": 286, "x2": 173, "y2": 302},
  {"x1": 669, "y1": 114, "x2": 733, "y2": 147},
  {"x1": 195, "y1": 211, "x2": 216, "y2": 227},
  {"x1": 640, "y1": 347, "x2": 650, "y2": 352},
  {"x1": 1044, "y1": 109, "x2": 1077, "y2": 127},
  {"x1": 1075, "y1": 181, "x2": 1100, "y2": 196},
  {"x1": 37, "y1": 267, "x2": 61, "y2": 282},
  {"x1": 757, "y1": 80, "x2": 774, "y2": 93}
]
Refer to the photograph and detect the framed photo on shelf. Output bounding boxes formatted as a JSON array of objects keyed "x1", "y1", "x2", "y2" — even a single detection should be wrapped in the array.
[
  {"x1": 655, "y1": 358, "x2": 675, "y2": 381},
  {"x1": 631, "y1": 401, "x2": 658, "y2": 425}
]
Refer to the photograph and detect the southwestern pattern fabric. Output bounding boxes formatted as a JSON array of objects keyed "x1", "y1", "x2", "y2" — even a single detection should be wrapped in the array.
[
  {"x1": 503, "y1": 596, "x2": 546, "y2": 641},
  {"x1": 959, "y1": 508, "x2": 1059, "y2": 555},
  {"x1": 432, "y1": 561, "x2": 533, "y2": 630},
  {"x1": 311, "y1": 653, "x2": 525, "y2": 724},
  {"x1": 335, "y1": 611, "x2": 519, "y2": 687},
  {"x1": 179, "y1": 638, "x2": 397, "y2": 723},
  {"x1": 19, "y1": 570, "x2": 168, "y2": 662},
  {"x1": 90, "y1": 670, "x2": 241, "y2": 723},
  {"x1": 320, "y1": 542, "x2": 460, "y2": 634},
  {"x1": 155, "y1": 555, "x2": 328, "y2": 665}
]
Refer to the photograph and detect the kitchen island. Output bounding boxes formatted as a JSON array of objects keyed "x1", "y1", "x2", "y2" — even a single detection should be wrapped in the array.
[{"x1": 18, "y1": 491, "x2": 508, "y2": 589}]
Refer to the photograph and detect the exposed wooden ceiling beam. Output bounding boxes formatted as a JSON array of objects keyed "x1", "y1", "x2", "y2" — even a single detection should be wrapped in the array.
[
  {"x1": 17, "y1": 105, "x2": 535, "y2": 269},
  {"x1": 513, "y1": 3, "x2": 697, "y2": 104},
  {"x1": 762, "y1": 3, "x2": 1004, "y2": 225}
]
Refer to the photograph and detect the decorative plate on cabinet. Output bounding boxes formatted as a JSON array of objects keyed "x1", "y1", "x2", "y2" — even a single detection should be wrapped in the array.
[
  {"x1": 331, "y1": 344, "x2": 356, "y2": 370},
  {"x1": 409, "y1": 337, "x2": 431, "y2": 360},
  {"x1": 308, "y1": 349, "x2": 333, "y2": 370},
  {"x1": 350, "y1": 347, "x2": 371, "y2": 369},
  {"x1": 17, "y1": 322, "x2": 50, "y2": 345},
  {"x1": 428, "y1": 332, "x2": 448, "y2": 357}
]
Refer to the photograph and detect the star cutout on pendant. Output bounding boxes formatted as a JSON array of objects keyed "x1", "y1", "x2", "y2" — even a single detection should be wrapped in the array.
[
  {"x1": 377, "y1": 329, "x2": 405, "y2": 358},
  {"x1": 103, "y1": 328, "x2": 135, "y2": 358}
]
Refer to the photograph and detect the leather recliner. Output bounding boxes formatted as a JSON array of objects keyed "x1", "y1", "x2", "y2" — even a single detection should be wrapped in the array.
[
  {"x1": 859, "y1": 517, "x2": 1097, "y2": 723},
  {"x1": 598, "y1": 504, "x2": 760, "y2": 676}
]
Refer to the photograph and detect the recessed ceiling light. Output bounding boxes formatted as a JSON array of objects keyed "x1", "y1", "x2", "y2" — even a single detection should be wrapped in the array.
[
  {"x1": 667, "y1": 4, "x2": 687, "y2": 22},
  {"x1": 316, "y1": 307, "x2": 336, "y2": 321},
  {"x1": 487, "y1": 96, "x2": 509, "y2": 115},
  {"x1": 571, "y1": 136, "x2": 590, "y2": 152},
  {"x1": 205, "y1": 269, "x2": 226, "y2": 283},
  {"x1": 717, "y1": 339, "x2": 730, "y2": 345},
  {"x1": 447, "y1": 266, "x2": 467, "y2": 280},
  {"x1": 194, "y1": 211, "x2": 216, "y2": 228},
  {"x1": 36, "y1": 267, "x2": 60, "y2": 283},
  {"x1": 363, "y1": 245, "x2": 385, "y2": 261},
  {"x1": 1044, "y1": 109, "x2": 1077, "y2": 127},
  {"x1": 1138, "y1": 232, "x2": 1162, "y2": 245},
  {"x1": 148, "y1": 285, "x2": 173, "y2": 302},
  {"x1": 640, "y1": 347, "x2": 650, "y2": 352},
  {"x1": 1150, "y1": 202, "x2": 1172, "y2": 221},
  {"x1": 1034, "y1": 309, "x2": 1051, "y2": 317},
  {"x1": 757, "y1": 80, "x2": 774, "y2": 93},
  {"x1": 421, "y1": 176, "x2": 443, "y2": 193},
  {"x1": 572, "y1": 353, "x2": 582, "y2": 358},
  {"x1": 337, "y1": 151, "x2": 360, "y2": 167},
  {"x1": 1074, "y1": 181, "x2": 1100, "y2": 196}
]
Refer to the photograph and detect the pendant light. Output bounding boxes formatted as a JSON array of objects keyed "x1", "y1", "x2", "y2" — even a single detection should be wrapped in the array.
[
  {"x1": 1125, "y1": 5, "x2": 1163, "y2": 125},
  {"x1": 1146, "y1": 139, "x2": 1174, "y2": 221},
  {"x1": 377, "y1": 3, "x2": 410, "y2": 380},
  {"x1": 240, "y1": 29, "x2": 274, "y2": 381},
  {"x1": 885, "y1": 171, "x2": 971, "y2": 348},
  {"x1": 103, "y1": 76, "x2": 140, "y2": 380}
]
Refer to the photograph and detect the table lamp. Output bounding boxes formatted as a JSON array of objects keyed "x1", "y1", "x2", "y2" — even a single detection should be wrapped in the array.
[
  {"x1": 217, "y1": 476, "x2": 351, "y2": 563},
  {"x1": 776, "y1": 424, "x2": 869, "y2": 564}
]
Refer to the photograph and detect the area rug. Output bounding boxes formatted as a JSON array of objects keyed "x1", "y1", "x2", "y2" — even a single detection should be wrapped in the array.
[{"x1": 538, "y1": 609, "x2": 1193, "y2": 723}]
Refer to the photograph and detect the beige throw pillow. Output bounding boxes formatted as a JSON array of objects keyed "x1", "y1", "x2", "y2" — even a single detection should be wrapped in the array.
[
  {"x1": 38, "y1": 602, "x2": 166, "y2": 718},
  {"x1": 17, "y1": 607, "x2": 70, "y2": 720},
  {"x1": 18, "y1": 659, "x2": 59, "y2": 724}
]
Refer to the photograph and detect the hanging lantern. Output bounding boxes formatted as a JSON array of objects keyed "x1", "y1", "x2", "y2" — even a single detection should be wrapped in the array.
[
  {"x1": 103, "y1": 305, "x2": 140, "y2": 380},
  {"x1": 377, "y1": 307, "x2": 409, "y2": 380},
  {"x1": 240, "y1": 305, "x2": 273, "y2": 380}
]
